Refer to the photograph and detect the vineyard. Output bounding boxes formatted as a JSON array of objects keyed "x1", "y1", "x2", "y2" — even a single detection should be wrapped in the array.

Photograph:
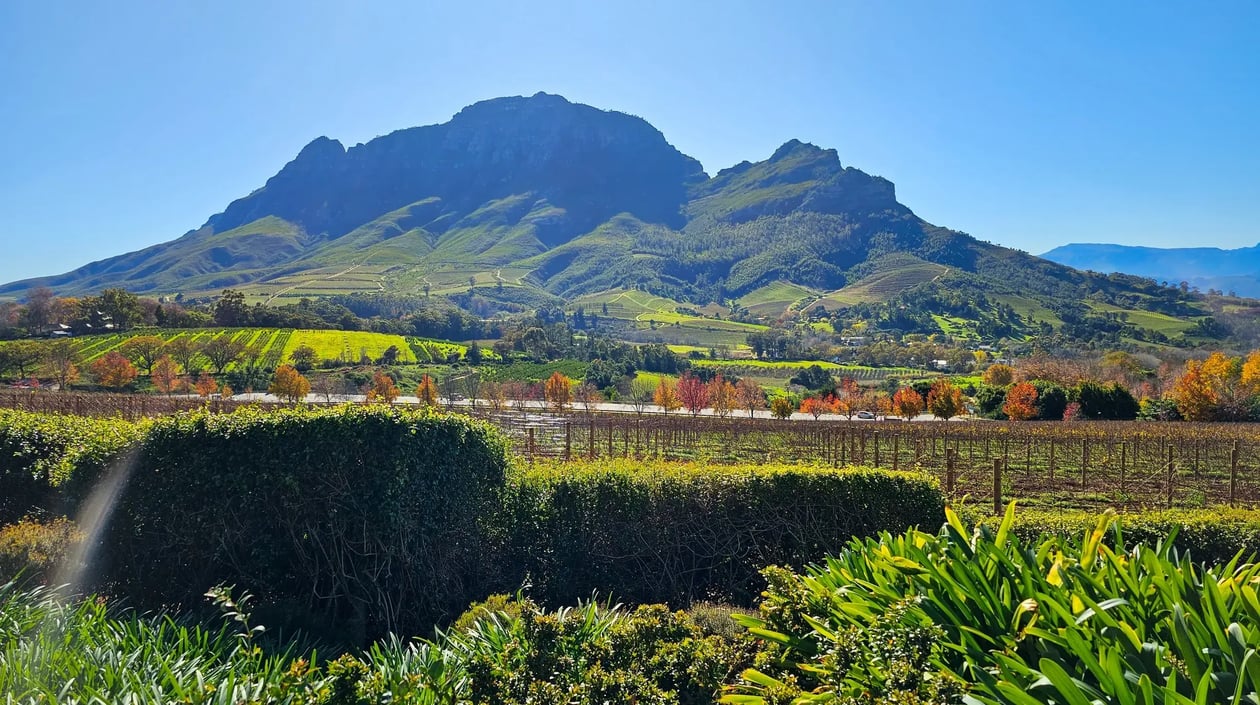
[
  {"x1": 691, "y1": 359, "x2": 930, "y2": 382},
  {"x1": 470, "y1": 412, "x2": 1260, "y2": 510},
  {"x1": 5, "y1": 386, "x2": 1254, "y2": 510},
  {"x1": 3, "y1": 328, "x2": 418, "y2": 368}
]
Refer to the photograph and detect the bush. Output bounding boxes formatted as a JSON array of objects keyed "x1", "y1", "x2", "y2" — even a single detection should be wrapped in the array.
[
  {"x1": 723, "y1": 506, "x2": 1260, "y2": 704},
  {"x1": 0, "y1": 516, "x2": 84, "y2": 583},
  {"x1": 501, "y1": 461, "x2": 944, "y2": 608},
  {"x1": 0, "y1": 410, "x2": 143, "y2": 524},
  {"x1": 100, "y1": 405, "x2": 511, "y2": 642}
]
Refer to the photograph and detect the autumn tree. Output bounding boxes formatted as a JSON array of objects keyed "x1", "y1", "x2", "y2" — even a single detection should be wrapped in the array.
[
  {"x1": 677, "y1": 373, "x2": 709, "y2": 416},
  {"x1": 1171, "y1": 358, "x2": 1220, "y2": 421},
  {"x1": 835, "y1": 377, "x2": 861, "y2": 419},
  {"x1": 800, "y1": 396, "x2": 833, "y2": 420},
  {"x1": 43, "y1": 341, "x2": 80, "y2": 390},
  {"x1": 544, "y1": 371, "x2": 572, "y2": 411},
  {"x1": 366, "y1": 370, "x2": 400, "y2": 404},
  {"x1": 707, "y1": 374, "x2": 736, "y2": 418},
  {"x1": 926, "y1": 379, "x2": 966, "y2": 420},
  {"x1": 654, "y1": 378, "x2": 681, "y2": 415},
  {"x1": 982, "y1": 363, "x2": 1016, "y2": 387},
  {"x1": 891, "y1": 387, "x2": 924, "y2": 420},
  {"x1": 415, "y1": 374, "x2": 440, "y2": 407},
  {"x1": 289, "y1": 344, "x2": 318, "y2": 372},
  {"x1": 770, "y1": 396, "x2": 795, "y2": 419},
  {"x1": 202, "y1": 335, "x2": 246, "y2": 375},
  {"x1": 736, "y1": 378, "x2": 765, "y2": 418},
  {"x1": 165, "y1": 337, "x2": 204, "y2": 374},
  {"x1": 1002, "y1": 382, "x2": 1039, "y2": 421},
  {"x1": 1241, "y1": 350, "x2": 1260, "y2": 398},
  {"x1": 193, "y1": 371, "x2": 219, "y2": 397},
  {"x1": 90, "y1": 351, "x2": 138, "y2": 390},
  {"x1": 269, "y1": 364, "x2": 311, "y2": 402},
  {"x1": 151, "y1": 355, "x2": 182, "y2": 395}
]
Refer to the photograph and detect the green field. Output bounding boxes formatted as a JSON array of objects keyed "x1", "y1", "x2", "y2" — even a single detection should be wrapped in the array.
[{"x1": 1086, "y1": 301, "x2": 1199, "y2": 335}]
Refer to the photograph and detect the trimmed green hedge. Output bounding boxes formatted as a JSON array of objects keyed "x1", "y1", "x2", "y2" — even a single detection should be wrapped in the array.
[
  {"x1": 974, "y1": 507, "x2": 1260, "y2": 566},
  {"x1": 103, "y1": 405, "x2": 510, "y2": 642},
  {"x1": 502, "y1": 460, "x2": 944, "y2": 607},
  {"x1": 0, "y1": 409, "x2": 142, "y2": 524},
  {"x1": 2, "y1": 407, "x2": 944, "y2": 641}
]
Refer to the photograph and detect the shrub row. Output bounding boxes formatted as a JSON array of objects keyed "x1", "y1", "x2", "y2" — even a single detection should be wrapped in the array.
[
  {"x1": 973, "y1": 506, "x2": 1260, "y2": 566},
  {"x1": 504, "y1": 460, "x2": 944, "y2": 608},
  {"x1": 0, "y1": 409, "x2": 142, "y2": 524},
  {"x1": 0, "y1": 407, "x2": 943, "y2": 641}
]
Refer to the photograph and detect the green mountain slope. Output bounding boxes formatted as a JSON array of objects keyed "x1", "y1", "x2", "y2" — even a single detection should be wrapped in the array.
[{"x1": 0, "y1": 93, "x2": 1222, "y2": 346}]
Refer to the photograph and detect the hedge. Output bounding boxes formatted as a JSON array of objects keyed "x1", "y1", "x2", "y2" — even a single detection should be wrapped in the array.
[
  {"x1": 101, "y1": 405, "x2": 511, "y2": 643},
  {"x1": 501, "y1": 460, "x2": 944, "y2": 607},
  {"x1": 0, "y1": 409, "x2": 142, "y2": 524},
  {"x1": 1, "y1": 407, "x2": 944, "y2": 641},
  {"x1": 974, "y1": 506, "x2": 1260, "y2": 566}
]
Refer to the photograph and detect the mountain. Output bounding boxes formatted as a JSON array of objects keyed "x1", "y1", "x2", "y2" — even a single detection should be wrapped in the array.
[
  {"x1": 1042, "y1": 242, "x2": 1260, "y2": 297},
  {"x1": 1, "y1": 93, "x2": 1221, "y2": 345}
]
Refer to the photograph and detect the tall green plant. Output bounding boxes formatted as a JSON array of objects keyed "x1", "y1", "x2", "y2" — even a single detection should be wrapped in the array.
[{"x1": 725, "y1": 505, "x2": 1260, "y2": 704}]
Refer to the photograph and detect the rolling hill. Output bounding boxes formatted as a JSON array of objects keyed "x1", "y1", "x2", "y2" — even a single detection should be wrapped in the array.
[{"x1": 1, "y1": 93, "x2": 1220, "y2": 345}]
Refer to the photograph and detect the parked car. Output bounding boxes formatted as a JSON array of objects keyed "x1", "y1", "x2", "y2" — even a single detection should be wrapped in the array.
[{"x1": 856, "y1": 410, "x2": 875, "y2": 420}]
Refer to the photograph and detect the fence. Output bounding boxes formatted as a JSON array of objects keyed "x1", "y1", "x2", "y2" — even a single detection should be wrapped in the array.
[{"x1": 3, "y1": 390, "x2": 1258, "y2": 509}]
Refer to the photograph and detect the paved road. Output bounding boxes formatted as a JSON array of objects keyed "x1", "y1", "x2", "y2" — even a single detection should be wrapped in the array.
[{"x1": 228, "y1": 392, "x2": 973, "y2": 423}]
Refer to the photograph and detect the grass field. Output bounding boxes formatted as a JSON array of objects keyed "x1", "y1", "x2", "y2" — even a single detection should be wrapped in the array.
[{"x1": 1086, "y1": 301, "x2": 1199, "y2": 336}]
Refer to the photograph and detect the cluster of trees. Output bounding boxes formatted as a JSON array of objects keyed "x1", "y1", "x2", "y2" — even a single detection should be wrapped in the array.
[{"x1": 1165, "y1": 351, "x2": 1260, "y2": 421}]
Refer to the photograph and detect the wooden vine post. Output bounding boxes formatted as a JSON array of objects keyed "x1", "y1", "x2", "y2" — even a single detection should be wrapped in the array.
[{"x1": 993, "y1": 458, "x2": 1003, "y2": 515}]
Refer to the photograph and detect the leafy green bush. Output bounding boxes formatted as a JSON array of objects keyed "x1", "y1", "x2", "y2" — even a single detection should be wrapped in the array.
[
  {"x1": 975, "y1": 507, "x2": 1260, "y2": 567},
  {"x1": 502, "y1": 461, "x2": 944, "y2": 608},
  {"x1": 724, "y1": 506, "x2": 1260, "y2": 704},
  {"x1": 101, "y1": 405, "x2": 511, "y2": 642},
  {"x1": 0, "y1": 409, "x2": 142, "y2": 524},
  {"x1": 0, "y1": 583, "x2": 749, "y2": 704}
]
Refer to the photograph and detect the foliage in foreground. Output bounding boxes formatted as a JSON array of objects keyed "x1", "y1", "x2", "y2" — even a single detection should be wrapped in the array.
[
  {"x1": 724, "y1": 505, "x2": 1260, "y2": 704},
  {"x1": 0, "y1": 583, "x2": 749, "y2": 705}
]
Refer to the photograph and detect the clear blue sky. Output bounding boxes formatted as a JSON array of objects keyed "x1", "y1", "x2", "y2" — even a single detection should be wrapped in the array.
[{"x1": 2, "y1": 1, "x2": 1258, "y2": 285}]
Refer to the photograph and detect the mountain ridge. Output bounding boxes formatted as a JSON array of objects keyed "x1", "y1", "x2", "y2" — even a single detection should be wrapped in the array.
[
  {"x1": 0, "y1": 92, "x2": 1222, "y2": 348},
  {"x1": 1042, "y1": 241, "x2": 1260, "y2": 296}
]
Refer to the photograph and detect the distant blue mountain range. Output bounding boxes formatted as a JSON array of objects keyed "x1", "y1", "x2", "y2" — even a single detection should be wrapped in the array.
[{"x1": 1041, "y1": 242, "x2": 1260, "y2": 297}]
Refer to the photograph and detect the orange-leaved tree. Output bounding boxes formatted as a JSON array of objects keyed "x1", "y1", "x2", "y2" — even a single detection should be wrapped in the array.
[
  {"x1": 416, "y1": 374, "x2": 440, "y2": 407},
  {"x1": 269, "y1": 364, "x2": 311, "y2": 402},
  {"x1": 800, "y1": 395, "x2": 833, "y2": 420},
  {"x1": 835, "y1": 377, "x2": 861, "y2": 419},
  {"x1": 1002, "y1": 381, "x2": 1039, "y2": 421},
  {"x1": 366, "y1": 370, "x2": 400, "y2": 404},
  {"x1": 193, "y1": 371, "x2": 219, "y2": 397},
  {"x1": 926, "y1": 379, "x2": 966, "y2": 420},
  {"x1": 891, "y1": 387, "x2": 924, "y2": 420},
  {"x1": 151, "y1": 355, "x2": 182, "y2": 395},
  {"x1": 654, "y1": 378, "x2": 681, "y2": 415},
  {"x1": 707, "y1": 374, "x2": 736, "y2": 418},
  {"x1": 1171, "y1": 358, "x2": 1220, "y2": 421},
  {"x1": 982, "y1": 363, "x2": 1016, "y2": 387},
  {"x1": 544, "y1": 371, "x2": 572, "y2": 411},
  {"x1": 90, "y1": 351, "x2": 138, "y2": 390}
]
